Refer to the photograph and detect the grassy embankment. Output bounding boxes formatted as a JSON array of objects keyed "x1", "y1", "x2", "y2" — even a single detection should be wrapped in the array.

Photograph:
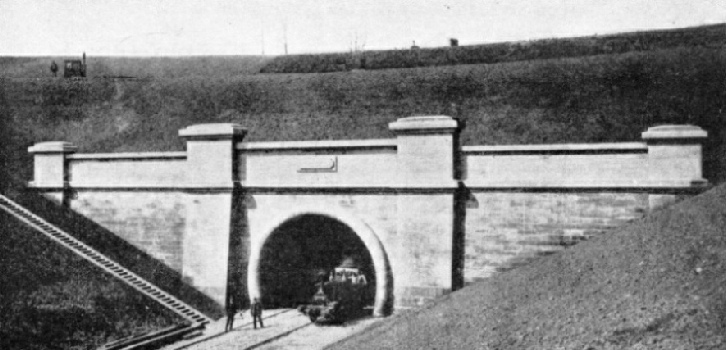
[
  {"x1": 328, "y1": 184, "x2": 726, "y2": 350},
  {"x1": 0, "y1": 163, "x2": 224, "y2": 349},
  {"x1": 2, "y1": 45, "x2": 726, "y2": 184},
  {"x1": 0, "y1": 55, "x2": 269, "y2": 79},
  {"x1": 0, "y1": 208, "x2": 184, "y2": 350},
  {"x1": 260, "y1": 23, "x2": 726, "y2": 73}
]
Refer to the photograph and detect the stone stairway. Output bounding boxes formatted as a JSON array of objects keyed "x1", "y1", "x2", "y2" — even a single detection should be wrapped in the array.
[{"x1": 0, "y1": 194, "x2": 212, "y2": 325}]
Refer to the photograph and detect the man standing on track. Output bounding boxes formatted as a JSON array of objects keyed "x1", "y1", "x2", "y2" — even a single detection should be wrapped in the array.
[
  {"x1": 251, "y1": 297, "x2": 264, "y2": 329},
  {"x1": 225, "y1": 293, "x2": 238, "y2": 332}
]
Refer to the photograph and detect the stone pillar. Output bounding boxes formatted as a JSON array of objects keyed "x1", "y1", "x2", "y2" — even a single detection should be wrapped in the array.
[
  {"x1": 389, "y1": 116, "x2": 461, "y2": 307},
  {"x1": 179, "y1": 124, "x2": 247, "y2": 187},
  {"x1": 28, "y1": 141, "x2": 77, "y2": 204},
  {"x1": 178, "y1": 123, "x2": 246, "y2": 305},
  {"x1": 642, "y1": 125, "x2": 707, "y2": 211},
  {"x1": 389, "y1": 116, "x2": 460, "y2": 186}
]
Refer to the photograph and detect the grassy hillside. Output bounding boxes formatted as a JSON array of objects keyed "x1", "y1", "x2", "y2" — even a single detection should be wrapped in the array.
[
  {"x1": 2, "y1": 46, "x2": 726, "y2": 184},
  {"x1": 261, "y1": 23, "x2": 726, "y2": 73},
  {"x1": 0, "y1": 209, "x2": 183, "y2": 350},
  {"x1": 329, "y1": 184, "x2": 726, "y2": 350},
  {"x1": 0, "y1": 55, "x2": 270, "y2": 79}
]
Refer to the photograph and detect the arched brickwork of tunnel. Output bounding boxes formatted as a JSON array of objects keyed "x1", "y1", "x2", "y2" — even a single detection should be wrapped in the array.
[{"x1": 247, "y1": 207, "x2": 392, "y2": 317}]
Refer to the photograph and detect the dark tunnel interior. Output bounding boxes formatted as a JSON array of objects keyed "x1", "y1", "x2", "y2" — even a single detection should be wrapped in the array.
[{"x1": 258, "y1": 214, "x2": 376, "y2": 309}]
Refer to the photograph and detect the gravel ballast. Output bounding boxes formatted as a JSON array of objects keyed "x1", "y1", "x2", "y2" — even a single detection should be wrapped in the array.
[{"x1": 329, "y1": 185, "x2": 726, "y2": 350}]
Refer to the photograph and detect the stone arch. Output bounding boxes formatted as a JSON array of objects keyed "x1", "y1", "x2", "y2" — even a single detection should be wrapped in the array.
[{"x1": 247, "y1": 205, "x2": 391, "y2": 317}]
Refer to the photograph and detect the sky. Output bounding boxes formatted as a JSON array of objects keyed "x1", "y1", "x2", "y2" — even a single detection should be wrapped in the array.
[{"x1": 1, "y1": 0, "x2": 726, "y2": 56}]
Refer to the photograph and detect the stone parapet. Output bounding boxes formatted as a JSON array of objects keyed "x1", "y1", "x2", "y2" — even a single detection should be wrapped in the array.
[
  {"x1": 28, "y1": 141, "x2": 77, "y2": 189},
  {"x1": 462, "y1": 142, "x2": 647, "y2": 154},
  {"x1": 462, "y1": 125, "x2": 707, "y2": 191},
  {"x1": 68, "y1": 151, "x2": 187, "y2": 160},
  {"x1": 179, "y1": 123, "x2": 247, "y2": 187},
  {"x1": 67, "y1": 152, "x2": 187, "y2": 188},
  {"x1": 237, "y1": 139, "x2": 397, "y2": 151},
  {"x1": 390, "y1": 116, "x2": 460, "y2": 187},
  {"x1": 643, "y1": 124, "x2": 707, "y2": 188}
]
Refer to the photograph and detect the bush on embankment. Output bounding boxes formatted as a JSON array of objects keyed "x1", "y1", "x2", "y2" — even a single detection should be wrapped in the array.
[{"x1": 260, "y1": 23, "x2": 726, "y2": 73}]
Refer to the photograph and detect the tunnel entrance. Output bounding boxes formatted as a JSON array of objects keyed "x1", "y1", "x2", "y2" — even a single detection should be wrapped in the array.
[{"x1": 258, "y1": 214, "x2": 376, "y2": 310}]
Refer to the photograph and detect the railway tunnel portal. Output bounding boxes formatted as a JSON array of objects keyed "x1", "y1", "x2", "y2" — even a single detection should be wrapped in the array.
[{"x1": 27, "y1": 117, "x2": 708, "y2": 316}]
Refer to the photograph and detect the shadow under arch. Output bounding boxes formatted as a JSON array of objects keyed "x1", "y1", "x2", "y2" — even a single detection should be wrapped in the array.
[{"x1": 247, "y1": 205, "x2": 392, "y2": 317}]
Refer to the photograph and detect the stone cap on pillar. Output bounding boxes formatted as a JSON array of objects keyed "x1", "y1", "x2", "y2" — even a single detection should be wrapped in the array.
[
  {"x1": 179, "y1": 123, "x2": 247, "y2": 141},
  {"x1": 642, "y1": 125, "x2": 707, "y2": 143},
  {"x1": 389, "y1": 115, "x2": 459, "y2": 134},
  {"x1": 28, "y1": 141, "x2": 77, "y2": 154}
]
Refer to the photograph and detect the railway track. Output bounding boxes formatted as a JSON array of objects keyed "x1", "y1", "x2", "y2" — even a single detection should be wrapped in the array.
[{"x1": 0, "y1": 194, "x2": 212, "y2": 325}]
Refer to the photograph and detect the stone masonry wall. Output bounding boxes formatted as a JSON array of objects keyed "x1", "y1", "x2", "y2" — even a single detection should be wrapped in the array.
[
  {"x1": 70, "y1": 191, "x2": 186, "y2": 272},
  {"x1": 464, "y1": 191, "x2": 648, "y2": 283},
  {"x1": 26, "y1": 120, "x2": 706, "y2": 315}
]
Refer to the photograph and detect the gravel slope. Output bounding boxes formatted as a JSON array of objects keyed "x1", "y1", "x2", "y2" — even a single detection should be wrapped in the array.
[{"x1": 329, "y1": 185, "x2": 726, "y2": 350}]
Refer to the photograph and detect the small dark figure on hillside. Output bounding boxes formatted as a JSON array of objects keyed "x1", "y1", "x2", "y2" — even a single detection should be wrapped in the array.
[
  {"x1": 50, "y1": 61, "x2": 58, "y2": 77},
  {"x1": 225, "y1": 294, "x2": 238, "y2": 332},
  {"x1": 251, "y1": 297, "x2": 264, "y2": 329}
]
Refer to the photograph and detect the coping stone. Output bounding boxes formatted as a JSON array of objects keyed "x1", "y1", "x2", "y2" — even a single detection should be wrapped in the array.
[
  {"x1": 641, "y1": 125, "x2": 707, "y2": 140},
  {"x1": 389, "y1": 116, "x2": 459, "y2": 133},
  {"x1": 28, "y1": 141, "x2": 77, "y2": 154},
  {"x1": 179, "y1": 123, "x2": 247, "y2": 140}
]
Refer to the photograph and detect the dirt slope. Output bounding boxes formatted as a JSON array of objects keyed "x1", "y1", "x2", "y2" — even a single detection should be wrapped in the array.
[{"x1": 329, "y1": 185, "x2": 726, "y2": 350}]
